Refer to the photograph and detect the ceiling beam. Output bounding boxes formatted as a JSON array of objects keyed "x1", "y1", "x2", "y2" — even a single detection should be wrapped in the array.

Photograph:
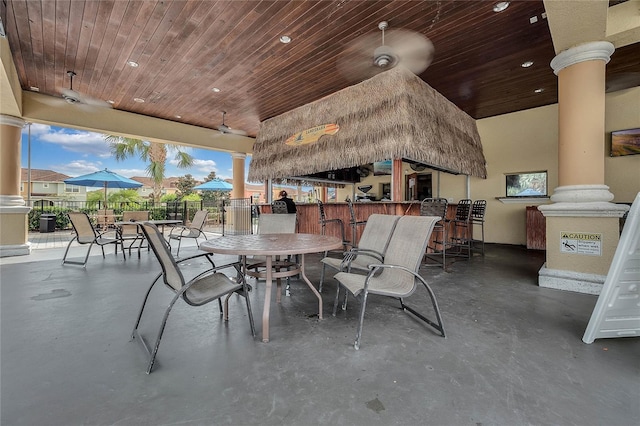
[
  {"x1": 544, "y1": 0, "x2": 640, "y2": 53},
  {"x1": 21, "y1": 91, "x2": 255, "y2": 154}
]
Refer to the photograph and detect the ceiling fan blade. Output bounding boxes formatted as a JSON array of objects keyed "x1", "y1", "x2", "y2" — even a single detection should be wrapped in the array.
[
  {"x1": 386, "y1": 29, "x2": 435, "y2": 75},
  {"x1": 337, "y1": 26, "x2": 435, "y2": 81}
]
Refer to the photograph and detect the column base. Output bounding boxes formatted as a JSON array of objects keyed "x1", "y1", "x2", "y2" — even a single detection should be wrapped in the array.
[
  {"x1": 0, "y1": 242, "x2": 32, "y2": 257},
  {"x1": 538, "y1": 263, "x2": 605, "y2": 295}
]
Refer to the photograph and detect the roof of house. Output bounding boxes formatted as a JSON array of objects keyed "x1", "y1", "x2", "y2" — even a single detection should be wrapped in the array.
[{"x1": 20, "y1": 168, "x2": 70, "y2": 182}]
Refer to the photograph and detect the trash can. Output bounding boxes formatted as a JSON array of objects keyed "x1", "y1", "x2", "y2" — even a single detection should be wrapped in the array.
[{"x1": 39, "y1": 214, "x2": 56, "y2": 233}]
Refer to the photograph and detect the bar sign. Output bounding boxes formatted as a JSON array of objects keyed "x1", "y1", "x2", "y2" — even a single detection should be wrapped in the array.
[{"x1": 560, "y1": 232, "x2": 602, "y2": 256}]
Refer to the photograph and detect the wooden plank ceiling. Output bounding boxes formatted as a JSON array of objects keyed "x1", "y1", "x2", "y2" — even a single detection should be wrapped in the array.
[{"x1": 2, "y1": 0, "x2": 638, "y2": 138}]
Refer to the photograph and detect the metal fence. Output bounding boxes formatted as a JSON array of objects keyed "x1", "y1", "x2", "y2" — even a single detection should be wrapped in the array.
[{"x1": 27, "y1": 198, "x2": 255, "y2": 236}]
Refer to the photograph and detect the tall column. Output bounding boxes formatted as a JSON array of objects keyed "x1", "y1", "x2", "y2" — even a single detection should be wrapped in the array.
[
  {"x1": 538, "y1": 42, "x2": 628, "y2": 294},
  {"x1": 0, "y1": 115, "x2": 31, "y2": 257},
  {"x1": 230, "y1": 152, "x2": 249, "y2": 233},
  {"x1": 231, "y1": 152, "x2": 246, "y2": 199}
]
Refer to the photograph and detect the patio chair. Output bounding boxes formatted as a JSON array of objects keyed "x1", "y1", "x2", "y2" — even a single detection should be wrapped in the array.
[
  {"x1": 420, "y1": 198, "x2": 448, "y2": 268},
  {"x1": 248, "y1": 213, "x2": 297, "y2": 299},
  {"x1": 132, "y1": 222, "x2": 255, "y2": 374},
  {"x1": 333, "y1": 215, "x2": 446, "y2": 350},
  {"x1": 62, "y1": 212, "x2": 124, "y2": 267},
  {"x1": 96, "y1": 209, "x2": 116, "y2": 229},
  {"x1": 118, "y1": 211, "x2": 150, "y2": 258},
  {"x1": 168, "y1": 209, "x2": 208, "y2": 257},
  {"x1": 318, "y1": 214, "x2": 401, "y2": 294}
]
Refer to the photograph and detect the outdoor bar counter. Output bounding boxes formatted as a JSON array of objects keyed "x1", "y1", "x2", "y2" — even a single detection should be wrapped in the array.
[{"x1": 260, "y1": 202, "x2": 462, "y2": 245}]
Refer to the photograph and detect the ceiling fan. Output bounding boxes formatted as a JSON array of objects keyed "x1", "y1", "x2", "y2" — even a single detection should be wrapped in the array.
[
  {"x1": 57, "y1": 71, "x2": 112, "y2": 108},
  {"x1": 216, "y1": 111, "x2": 248, "y2": 136},
  {"x1": 338, "y1": 21, "x2": 435, "y2": 80}
]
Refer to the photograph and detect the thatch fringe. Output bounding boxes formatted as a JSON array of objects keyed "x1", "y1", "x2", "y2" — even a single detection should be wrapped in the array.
[{"x1": 249, "y1": 66, "x2": 486, "y2": 182}]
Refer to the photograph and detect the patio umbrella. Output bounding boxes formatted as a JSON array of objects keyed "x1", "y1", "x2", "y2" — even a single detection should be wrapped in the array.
[
  {"x1": 64, "y1": 168, "x2": 142, "y2": 205},
  {"x1": 193, "y1": 179, "x2": 233, "y2": 191}
]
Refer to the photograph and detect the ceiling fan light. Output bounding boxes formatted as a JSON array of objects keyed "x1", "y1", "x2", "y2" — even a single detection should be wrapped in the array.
[
  {"x1": 63, "y1": 93, "x2": 80, "y2": 104},
  {"x1": 373, "y1": 45, "x2": 397, "y2": 68}
]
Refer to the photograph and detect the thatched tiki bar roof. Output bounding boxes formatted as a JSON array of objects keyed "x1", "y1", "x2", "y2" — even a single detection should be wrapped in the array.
[{"x1": 248, "y1": 66, "x2": 486, "y2": 183}]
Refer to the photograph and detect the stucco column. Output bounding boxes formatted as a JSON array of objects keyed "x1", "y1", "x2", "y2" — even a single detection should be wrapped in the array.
[
  {"x1": 230, "y1": 152, "x2": 250, "y2": 233},
  {"x1": 0, "y1": 115, "x2": 31, "y2": 257},
  {"x1": 231, "y1": 152, "x2": 246, "y2": 199},
  {"x1": 538, "y1": 42, "x2": 628, "y2": 294}
]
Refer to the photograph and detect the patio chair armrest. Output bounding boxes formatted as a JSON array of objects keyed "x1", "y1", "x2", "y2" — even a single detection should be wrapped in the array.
[
  {"x1": 363, "y1": 263, "x2": 422, "y2": 291},
  {"x1": 350, "y1": 248, "x2": 384, "y2": 261}
]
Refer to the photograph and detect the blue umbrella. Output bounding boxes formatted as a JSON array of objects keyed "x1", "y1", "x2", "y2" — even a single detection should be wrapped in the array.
[
  {"x1": 64, "y1": 168, "x2": 142, "y2": 205},
  {"x1": 193, "y1": 179, "x2": 233, "y2": 191}
]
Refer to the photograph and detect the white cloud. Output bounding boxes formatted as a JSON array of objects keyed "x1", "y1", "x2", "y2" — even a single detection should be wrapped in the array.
[
  {"x1": 22, "y1": 123, "x2": 52, "y2": 136},
  {"x1": 111, "y1": 168, "x2": 147, "y2": 178},
  {"x1": 54, "y1": 160, "x2": 102, "y2": 177},
  {"x1": 34, "y1": 128, "x2": 112, "y2": 158}
]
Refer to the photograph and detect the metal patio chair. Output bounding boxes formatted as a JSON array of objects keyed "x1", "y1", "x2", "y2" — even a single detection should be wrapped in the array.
[
  {"x1": 168, "y1": 209, "x2": 208, "y2": 257},
  {"x1": 347, "y1": 199, "x2": 367, "y2": 247},
  {"x1": 62, "y1": 212, "x2": 124, "y2": 267},
  {"x1": 248, "y1": 213, "x2": 298, "y2": 299},
  {"x1": 420, "y1": 198, "x2": 449, "y2": 268},
  {"x1": 271, "y1": 200, "x2": 289, "y2": 214},
  {"x1": 317, "y1": 200, "x2": 347, "y2": 246},
  {"x1": 333, "y1": 215, "x2": 446, "y2": 350},
  {"x1": 131, "y1": 222, "x2": 255, "y2": 374},
  {"x1": 118, "y1": 210, "x2": 150, "y2": 258},
  {"x1": 319, "y1": 214, "x2": 401, "y2": 294}
]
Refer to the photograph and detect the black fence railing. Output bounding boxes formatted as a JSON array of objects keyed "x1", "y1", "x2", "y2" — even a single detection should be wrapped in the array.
[{"x1": 27, "y1": 199, "x2": 255, "y2": 236}]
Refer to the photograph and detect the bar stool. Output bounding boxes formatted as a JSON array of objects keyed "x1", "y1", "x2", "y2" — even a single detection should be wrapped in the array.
[
  {"x1": 471, "y1": 200, "x2": 487, "y2": 255},
  {"x1": 420, "y1": 198, "x2": 448, "y2": 268},
  {"x1": 347, "y1": 199, "x2": 367, "y2": 247},
  {"x1": 449, "y1": 199, "x2": 472, "y2": 259},
  {"x1": 317, "y1": 200, "x2": 346, "y2": 245},
  {"x1": 271, "y1": 200, "x2": 289, "y2": 214}
]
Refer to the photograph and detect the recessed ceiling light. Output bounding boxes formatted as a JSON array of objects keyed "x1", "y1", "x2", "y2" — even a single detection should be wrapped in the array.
[
  {"x1": 521, "y1": 61, "x2": 534, "y2": 68},
  {"x1": 107, "y1": 100, "x2": 115, "y2": 104},
  {"x1": 133, "y1": 97, "x2": 145, "y2": 103},
  {"x1": 29, "y1": 86, "x2": 39, "y2": 92},
  {"x1": 175, "y1": 115, "x2": 182, "y2": 119},
  {"x1": 127, "y1": 60, "x2": 139, "y2": 68},
  {"x1": 279, "y1": 35, "x2": 292, "y2": 44},
  {"x1": 212, "y1": 87, "x2": 221, "y2": 93},
  {"x1": 493, "y1": 2, "x2": 510, "y2": 12},
  {"x1": 534, "y1": 88, "x2": 544, "y2": 93}
]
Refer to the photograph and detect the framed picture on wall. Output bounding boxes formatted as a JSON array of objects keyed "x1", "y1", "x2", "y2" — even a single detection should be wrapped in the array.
[{"x1": 611, "y1": 128, "x2": 640, "y2": 157}]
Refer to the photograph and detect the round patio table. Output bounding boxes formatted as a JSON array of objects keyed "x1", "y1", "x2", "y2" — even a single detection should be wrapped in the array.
[{"x1": 199, "y1": 233, "x2": 342, "y2": 342}]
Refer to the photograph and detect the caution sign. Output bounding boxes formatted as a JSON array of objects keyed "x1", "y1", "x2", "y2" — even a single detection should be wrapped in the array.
[{"x1": 560, "y1": 232, "x2": 602, "y2": 256}]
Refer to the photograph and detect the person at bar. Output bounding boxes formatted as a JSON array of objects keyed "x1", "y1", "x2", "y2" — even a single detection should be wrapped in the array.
[{"x1": 278, "y1": 190, "x2": 297, "y2": 213}]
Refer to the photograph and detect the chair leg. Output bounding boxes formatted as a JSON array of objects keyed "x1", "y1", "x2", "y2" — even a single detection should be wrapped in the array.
[
  {"x1": 218, "y1": 298, "x2": 224, "y2": 317},
  {"x1": 332, "y1": 283, "x2": 342, "y2": 316},
  {"x1": 146, "y1": 292, "x2": 182, "y2": 374},
  {"x1": 354, "y1": 290, "x2": 370, "y2": 350},
  {"x1": 131, "y1": 274, "x2": 161, "y2": 339},
  {"x1": 319, "y1": 259, "x2": 327, "y2": 292},
  {"x1": 61, "y1": 237, "x2": 78, "y2": 265}
]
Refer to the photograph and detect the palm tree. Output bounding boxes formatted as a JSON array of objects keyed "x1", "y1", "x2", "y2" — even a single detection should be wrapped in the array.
[{"x1": 105, "y1": 136, "x2": 194, "y2": 202}]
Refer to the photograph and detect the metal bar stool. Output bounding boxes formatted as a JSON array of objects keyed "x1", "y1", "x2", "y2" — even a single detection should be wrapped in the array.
[
  {"x1": 420, "y1": 198, "x2": 448, "y2": 268},
  {"x1": 449, "y1": 199, "x2": 472, "y2": 259},
  {"x1": 347, "y1": 199, "x2": 367, "y2": 247},
  {"x1": 471, "y1": 200, "x2": 487, "y2": 255},
  {"x1": 317, "y1": 200, "x2": 346, "y2": 245}
]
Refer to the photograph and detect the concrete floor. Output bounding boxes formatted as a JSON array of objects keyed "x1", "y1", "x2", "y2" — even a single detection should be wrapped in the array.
[{"x1": 1, "y1": 239, "x2": 638, "y2": 425}]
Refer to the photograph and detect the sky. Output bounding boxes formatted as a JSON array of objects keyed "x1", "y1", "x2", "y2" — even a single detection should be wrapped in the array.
[{"x1": 20, "y1": 123, "x2": 251, "y2": 182}]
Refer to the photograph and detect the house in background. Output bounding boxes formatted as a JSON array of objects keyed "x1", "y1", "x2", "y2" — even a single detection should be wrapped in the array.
[
  {"x1": 129, "y1": 176, "x2": 181, "y2": 199},
  {"x1": 20, "y1": 168, "x2": 87, "y2": 206}
]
